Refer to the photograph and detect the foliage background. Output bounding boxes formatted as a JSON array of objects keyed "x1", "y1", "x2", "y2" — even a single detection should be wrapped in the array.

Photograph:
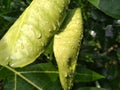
[{"x1": 0, "y1": 0, "x2": 120, "y2": 90}]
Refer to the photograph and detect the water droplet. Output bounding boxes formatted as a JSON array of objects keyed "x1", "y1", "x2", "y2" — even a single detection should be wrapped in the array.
[
  {"x1": 10, "y1": 55, "x2": 15, "y2": 60},
  {"x1": 65, "y1": 73, "x2": 68, "y2": 78},
  {"x1": 37, "y1": 33, "x2": 42, "y2": 39},
  {"x1": 75, "y1": 21, "x2": 80, "y2": 24},
  {"x1": 41, "y1": 42, "x2": 45, "y2": 47},
  {"x1": 10, "y1": 63, "x2": 16, "y2": 67},
  {"x1": 21, "y1": 43, "x2": 24, "y2": 49},
  {"x1": 48, "y1": 29, "x2": 52, "y2": 32},
  {"x1": 53, "y1": 24, "x2": 56, "y2": 30},
  {"x1": 69, "y1": 74, "x2": 72, "y2": 78},
  {"x1": 5, "y1": 56, "x2": 10, "y2": 61},
  {"x1": 55, "y1": 35, "x2": 61, "y2": 39},
  {"x1": 68, "y1": 86, "x2": 71, "y2": 90},
  {"x1": 28, "y1": 24, "x2": 33, "y2": 29},
  {"x1": 59, "y1": 9, "x2": 62, "y2": 13},
  {"x1": 71, "y1": 46, "x2": 75, "y2": 49},
  {"x1": 29, "y1": 47, "x2": 33, "y2": 52},
  {"x1": 57, "y1": 20, "x2": 60, "y2": 27},
  {"x1": 36, "y1": 48, "x2": 40, "y2": 52},
  {"x1": 62, "y1": 48, "x2": 65, "y2": 51}
]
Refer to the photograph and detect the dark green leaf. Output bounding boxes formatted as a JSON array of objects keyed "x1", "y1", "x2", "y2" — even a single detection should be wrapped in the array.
[
  {"x1": 1, "y1": 63, "x2": 60, "y2": 90},
  {"x1": 88, "y1": 0, "x2": 120, "y2": 19},
  {"x1": 0, "y1": 66, "x2": 13, "y2": 80},
  {"x1": 75, "y1": 65, "x2": 105, "y2": 82}
]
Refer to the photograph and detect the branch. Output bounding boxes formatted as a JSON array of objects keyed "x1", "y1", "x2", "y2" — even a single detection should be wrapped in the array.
[{"x1": 100, "y1": 44, "x2": 119, "y2": 56}]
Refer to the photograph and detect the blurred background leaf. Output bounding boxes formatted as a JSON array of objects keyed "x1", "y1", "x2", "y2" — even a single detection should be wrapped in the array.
[
  {"x1": 75, "y1": 65, "x2": 105, "y2": 82},
  {"x1": 88, "y1": 0, "x2": 120, "y2": 19}
]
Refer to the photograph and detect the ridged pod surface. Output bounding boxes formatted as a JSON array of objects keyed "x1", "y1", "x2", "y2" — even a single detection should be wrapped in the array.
[
  {"x1": 54, "y1": 8, "x2": 83, "y2": 90},
  {"x1": 0, "y1": 0, "x2": 70, "y2": 67}
]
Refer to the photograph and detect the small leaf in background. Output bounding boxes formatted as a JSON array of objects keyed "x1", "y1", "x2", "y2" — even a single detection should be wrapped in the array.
[
  {"x1": 75, "y1": 65, "x2": 105, "y2": 82},
  {"x1": 105, "y1": 25, "x2": 113, "y2": 38},
  {"x1": 2, "y1": 0, "x2": 11, "y2": 9},
  {"x1": 0, "y1": 15, "x2": 16, "y2": 22},
  {"x1": 88, "y1": 0, "x2": 120, "y2": 19},
  {"x1": 102, "y1": 64, "x2": 118, "y2": 80},
  {"x1": 0, "y1": 63, "x2": 60, "y2": 90},
  {"x1": 76, "y1": 87, "x2": 106, "y2": 90},
  {"x1": 117, "y1": 48, "x2": 120, "y2": 61}
]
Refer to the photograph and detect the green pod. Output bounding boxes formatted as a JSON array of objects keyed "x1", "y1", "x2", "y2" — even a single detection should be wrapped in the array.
[
  {"x1": 0, "y1": 0, "x2": 70, "y2": 67},
  {"x1": 54, "y1": 8, "x2": 83, "y2": 90}
]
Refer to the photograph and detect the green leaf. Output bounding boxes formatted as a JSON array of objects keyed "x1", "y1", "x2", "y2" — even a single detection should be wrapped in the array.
[
  {"x1": 1, "y1": 63, "x2": 60, "y2": 90},
  {"x1": 0, "y1": 64, "x2": 106, "y2": 89},
  {"x1": 75, "y1": 65, "x2": 105, "y2": 82},
  {"x1": 76, "y1": 87, "x2": 106, "y2": 90},
  {"x1": 1, "y1": 64, "x2": 105, "y2": 89},
  {"x1": 88, "y1": 0, "x2": 120, "y2": 19},
  {"x1": 0, "y1": 66, "x2": 13, "y2": 80}
]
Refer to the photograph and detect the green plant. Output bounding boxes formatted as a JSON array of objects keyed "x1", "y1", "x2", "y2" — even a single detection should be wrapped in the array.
[{"x1": 0, "y1": 0, "x2": 120, "y2": 90}]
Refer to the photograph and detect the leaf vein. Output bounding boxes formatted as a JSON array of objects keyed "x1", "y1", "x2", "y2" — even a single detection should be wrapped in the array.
[{"x1": 20, "y1": 71, "x2": 58, "y2": 74}]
